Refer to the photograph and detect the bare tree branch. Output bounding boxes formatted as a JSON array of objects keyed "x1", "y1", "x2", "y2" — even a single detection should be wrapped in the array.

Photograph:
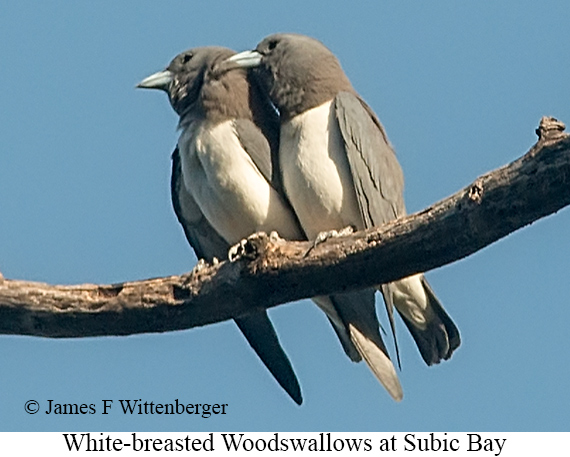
[{"x1": 1, "y1": 117, "x2": 568, "y2": 338}]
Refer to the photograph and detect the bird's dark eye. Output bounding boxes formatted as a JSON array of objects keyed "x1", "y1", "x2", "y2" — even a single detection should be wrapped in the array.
[
  {"x1": 267, "y1": 40, "x2": 278, "y2": 51},
  {"x1": 182, "y1": 53, "x2": 193, "y2": 64}
]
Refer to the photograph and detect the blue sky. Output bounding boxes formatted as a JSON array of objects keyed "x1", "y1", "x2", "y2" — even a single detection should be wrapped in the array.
[{"x1": 0, "y1": 1, "x2": 569, "y2": 432}]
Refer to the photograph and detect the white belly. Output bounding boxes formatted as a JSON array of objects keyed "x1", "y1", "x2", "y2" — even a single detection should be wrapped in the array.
[
  {"x1": 280, "y1": 101, "x2": 363, "y2": 240},
  {"x1": 178, "y1": 119, "x2": 302, "y2": 244}
]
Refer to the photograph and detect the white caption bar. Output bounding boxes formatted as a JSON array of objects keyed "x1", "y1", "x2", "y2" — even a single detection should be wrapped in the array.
[{"x1": 0, "y1": 432, "x2": 567, "y2": 455}]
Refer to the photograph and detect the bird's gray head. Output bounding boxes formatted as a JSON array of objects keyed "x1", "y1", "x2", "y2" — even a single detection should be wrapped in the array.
[
  {"x1": 227, "y1": 33, "x2": 353, "y2": 119},
  {"x1": 137, "y1": 46, "x2": 251, "y2": 121}
]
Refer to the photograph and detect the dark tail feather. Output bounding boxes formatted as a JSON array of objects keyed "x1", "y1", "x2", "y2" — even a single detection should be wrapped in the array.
[
  {"x1": 380, "y1": 283, "x2": 402, "y2": 369},
  {"x1": 326, "y1": 315, "x2": 362, "y2": 362},
  {"x1": 311, "y1": 296, "x2": 361, "y2": 362},
  {"x1": 397, "y1": 278, "x2": 461, "y2": 366},
  {"x1": 329, "y1": 291, "x2": 403, "y2": 401},
  {"x1": 235, "y1": 312, "x2": 302, "y2": 405}
]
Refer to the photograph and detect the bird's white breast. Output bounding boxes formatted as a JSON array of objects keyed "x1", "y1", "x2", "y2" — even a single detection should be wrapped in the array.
[
  {"x1": 178, "y1": 119, "x2": 302, "y2": 245},
  {"x1": 280, "y1": 100, "x2": 362, "y2": 239}
]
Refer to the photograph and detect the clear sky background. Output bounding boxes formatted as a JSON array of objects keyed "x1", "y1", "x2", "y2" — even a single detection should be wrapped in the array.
[{"x1": 0, "y1": 1, "x2": 569, "y2": 432}]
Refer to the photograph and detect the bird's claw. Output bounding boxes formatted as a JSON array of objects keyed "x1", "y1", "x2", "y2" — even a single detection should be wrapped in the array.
[
  {"x1": 228, "y1": 231, "x2": 271, "y2": 262},
  {"x1": 268, "y1": 230, "x2": 283, "y2": 243},
  {"x1": 304, "y1": 225, "x2": 355, "y2": 257},
  {"x1": 194, "y1": 258, "x2": 208, "y2": 271}
]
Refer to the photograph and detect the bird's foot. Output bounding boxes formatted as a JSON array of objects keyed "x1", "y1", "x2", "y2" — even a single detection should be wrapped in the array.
[
  {"x1": 195, "y1": 257, "x2": 219, "y2": 269},
  {"x1": 315, "y1": 226, "x2": 355, "y2": 245},
  {"x1": 194, "y1": 258, "x2": 208, "y2": 271},
  {"x1": 268, "y1": 230, "x2": 284, "y2": 243},
  {"x1": 228, "y1": 231, "x2": 271, "y2": 262},
  {"x1": 191, "y1": 257, "x2": 219, "y2": 276},
  {"x1": 304, "y1": 225, "x2": 355, "y2": 257}
]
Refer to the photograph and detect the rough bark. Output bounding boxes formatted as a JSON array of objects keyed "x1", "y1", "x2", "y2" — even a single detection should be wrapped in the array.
[{"x1": 0, "y1": 117, "x2": 568, "y2": 338}]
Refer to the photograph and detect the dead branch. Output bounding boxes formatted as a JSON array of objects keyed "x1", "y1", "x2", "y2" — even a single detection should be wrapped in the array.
[{"x1": 0, "y1": 117, "x2": 568, "y2": 338}]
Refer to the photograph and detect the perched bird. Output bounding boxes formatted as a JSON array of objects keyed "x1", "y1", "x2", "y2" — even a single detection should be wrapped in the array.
[
  {"x1": 227, "y1": 34, "x2": 461, "y2": 398},
  {"x1": 137, "y1": 46, "x2": 305, "y2": 404}
]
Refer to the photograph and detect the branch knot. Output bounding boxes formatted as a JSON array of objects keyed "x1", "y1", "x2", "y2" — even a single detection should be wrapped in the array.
[
  {"x1": 536, "y1": 116, "x2": 566, "y2": 141},
  {"x1": 468, "y1": 180, "x2": 484, "y2": 204}
]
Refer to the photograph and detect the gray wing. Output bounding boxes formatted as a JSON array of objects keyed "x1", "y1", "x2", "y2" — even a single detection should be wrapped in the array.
[
  {"x1": 171, "y1": 148, "x2": 302, "y2": 404},
  {"x1": 334, "y1": 92, "x2": 405, "y2": 226},
  {"x1": 171, "y1": 147, "x2": 228, "y2": 261},
  {"x1": 334, "y1": 92, "x2": 460, "y2": 365},
  {"x1": 233, "y1": 119, "x2": 273, "y2": 185},
  {"x1": 234, "y1": 81, "x2": 289, "y2": 199},
  {"x1": 233, "y1": 118, "x2": 287, "y2": 195},
  {"x1": 246, "y1": 71, "x2": 286, "y2": 196},
  {"x1": 234, "y1": 118, "x2": 303, "y2": 238}
]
